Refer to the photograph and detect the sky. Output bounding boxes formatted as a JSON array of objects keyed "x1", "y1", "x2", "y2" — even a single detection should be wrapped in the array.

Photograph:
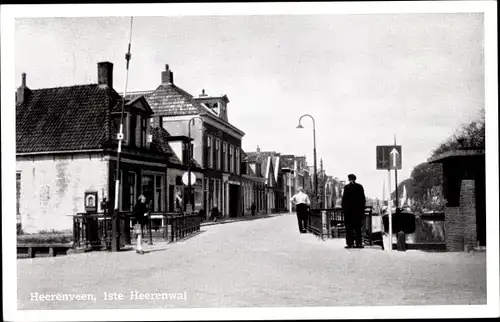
[{"x1": 13, "y1": 11, "x2": 485, "y2": 199}]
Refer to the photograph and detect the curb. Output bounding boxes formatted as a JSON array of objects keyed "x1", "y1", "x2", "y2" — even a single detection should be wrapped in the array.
[{"x1": 200, "y1": 213, "x2": 289, "y2": 227}]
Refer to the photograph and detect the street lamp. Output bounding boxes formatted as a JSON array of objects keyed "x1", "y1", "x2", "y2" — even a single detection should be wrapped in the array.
[
  {"x1": 187, "y1": 116, "x2": 204, "y2": 213},
  {"x1": 296, "y1": 114, "x2": 318, "y2": 205}
]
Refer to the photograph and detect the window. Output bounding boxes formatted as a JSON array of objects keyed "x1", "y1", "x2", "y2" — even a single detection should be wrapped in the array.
[
  {"x1": 222, "y1": 142, "x2": 228, "y2": 172},
  {"x1": 207, "y1": 136, "x2": 213, "y2": 168},
  {"x1": 215, "y1": 139, "x2": 221, "y2": 170},
  {"x1": 142, "y1": 117, "x2": 147, "y2": 147},
  {"x1": 142, "y1": 174, "x2": 166, "y2": 211},
  {"x1": 235, "y1": 148, "x2": 240, "y2": 175},
  {"x1": 135, "y1": 115, "x2": 148, "y2": 148},
  {"x1": 112, "y1": 114, "x2": 129, "y2": 144},
  {"x1": 229, "y1": 145, "x2": 234, "y2": 173},
  {"x1": 155, "y1": 175, "x2": 164, "y2": 212},
  {"x1": 123, "y1": 171, "x2": 137, "y2": 211}
]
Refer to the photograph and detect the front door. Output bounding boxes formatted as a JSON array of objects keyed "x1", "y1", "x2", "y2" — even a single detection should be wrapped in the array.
[{"x1": 229, "y1": 184, "x2": 240, "y2": 217}]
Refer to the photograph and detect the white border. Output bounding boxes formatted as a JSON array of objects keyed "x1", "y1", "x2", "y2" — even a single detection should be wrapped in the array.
[{"x1": 2, "y1": 1, "x2": 499, "y2": 321}]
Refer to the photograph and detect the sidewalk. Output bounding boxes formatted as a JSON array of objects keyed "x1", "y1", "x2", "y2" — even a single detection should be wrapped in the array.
[{"x1": 200, "y1": 212, "x2": 290, "y2": 227}]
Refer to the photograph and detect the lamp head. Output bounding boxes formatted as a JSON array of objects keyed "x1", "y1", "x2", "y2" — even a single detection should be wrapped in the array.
[{"x1": 296, "y1": 124, "x2": 304, "y2": 129}]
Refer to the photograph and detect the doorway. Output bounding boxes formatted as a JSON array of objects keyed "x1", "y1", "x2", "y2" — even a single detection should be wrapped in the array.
[{"x1": 229, "y1": 184, "x2": 240, "y2": 218}]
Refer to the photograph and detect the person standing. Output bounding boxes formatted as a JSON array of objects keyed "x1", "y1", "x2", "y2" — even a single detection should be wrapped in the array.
[
  {"x1": 341, "y1": 174, "x2": 366, "y2": 248},
  {"x1": 251, "y1": 202, "x2": 256, "y2": 216},
  {"x1": 210, "y1": 204, "x2": 219, "y2": 222},
  {"x1": 291, "y1": 187, "x2": 311, "y2": 233},
  {"x1": 133, "y1": 195, "x2": 149, "y2": 254}
]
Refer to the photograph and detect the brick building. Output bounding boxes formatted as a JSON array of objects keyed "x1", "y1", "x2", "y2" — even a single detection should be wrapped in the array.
[
  {"x1": 428, "y1": 149, "x2": 486, "y2": 251},
  {"x1": 15, "y1": 62, "x2": 189, "y2": 233},
  {"x1": 125, "y1": 65, "x2": 245, "y2": 218}
]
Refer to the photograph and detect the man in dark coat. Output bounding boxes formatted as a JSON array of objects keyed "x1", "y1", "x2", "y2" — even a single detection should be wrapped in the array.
[
  {"x1": 341, "y1": 174, "x2": 366, "y2": 248},
  {"x1": 133, "y1": 195, "x2": 149, "y2": 254}
]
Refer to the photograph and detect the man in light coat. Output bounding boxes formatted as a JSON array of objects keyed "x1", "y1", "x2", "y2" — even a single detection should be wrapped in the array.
[{"x1": 291, "y1": 187, "x2": 311, "y2": 233}]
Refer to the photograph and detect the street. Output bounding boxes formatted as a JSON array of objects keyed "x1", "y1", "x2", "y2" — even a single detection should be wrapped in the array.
[{"x1": 17, "y1": 214, "x2": 486, "y2": 309}]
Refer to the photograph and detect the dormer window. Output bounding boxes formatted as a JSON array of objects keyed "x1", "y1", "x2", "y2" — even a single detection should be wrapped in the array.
[
  {"x1": 136, "y1": 115, "x2": 147, "y2": 148},
  {"x1": 112, "y1": 114, "x2": 129, "y2": 144}
]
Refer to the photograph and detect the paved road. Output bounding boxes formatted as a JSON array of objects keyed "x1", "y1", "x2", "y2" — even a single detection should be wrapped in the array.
[{"x1": 17, "y1": 214, "x2": 486, "y2": 309}]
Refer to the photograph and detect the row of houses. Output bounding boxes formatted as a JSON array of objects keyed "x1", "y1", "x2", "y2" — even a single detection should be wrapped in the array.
[{"x1": 15, "y1": 62, "x2": 344, "y2": 234}]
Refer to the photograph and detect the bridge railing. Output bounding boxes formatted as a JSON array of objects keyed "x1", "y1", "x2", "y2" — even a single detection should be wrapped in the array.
[
  {"x1": 73, "y1": 211, "x2": 201, "y2": 250},
  {"x1": 307, "y1": 207, "x2": 383, "y2": 247}
]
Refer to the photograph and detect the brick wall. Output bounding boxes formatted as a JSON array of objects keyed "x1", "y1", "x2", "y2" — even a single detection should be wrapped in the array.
[
  {"x1": 444, "y1": 179, "x2": 477, "y2": 252},
  {"x1": 16, "y1": 153, "x2": 109, "y2": 233}
]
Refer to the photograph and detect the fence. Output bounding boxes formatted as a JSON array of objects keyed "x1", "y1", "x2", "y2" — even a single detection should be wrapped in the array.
[
  {"x1": 73, "y1": 211, "x2": 201, "y2": 250},
  {"x1": 307, "y1": 206, "x2": 383, "y2": 249}
]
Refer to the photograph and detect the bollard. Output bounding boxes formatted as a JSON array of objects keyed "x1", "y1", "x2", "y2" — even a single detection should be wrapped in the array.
[{"x1": 397, "y1": 231, "x2": 406, "y2": 251}]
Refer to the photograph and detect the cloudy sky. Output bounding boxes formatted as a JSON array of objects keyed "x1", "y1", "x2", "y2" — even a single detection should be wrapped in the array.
[{"x1": 14, "y1": 10, "x2": 485, "y2": 199}]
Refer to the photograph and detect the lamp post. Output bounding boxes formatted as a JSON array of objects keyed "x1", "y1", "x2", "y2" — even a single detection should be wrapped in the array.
[
  {"x1": 296, "y1": 114, "x2": 318, "y2": 205},
  {"x1": 187, "y1": 116, "x2": 204, "y2": 213}
]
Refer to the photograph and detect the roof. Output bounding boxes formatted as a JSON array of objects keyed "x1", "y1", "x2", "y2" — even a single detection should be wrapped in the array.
[
  {"x1": 244, "y1": 152, "x2": 260, "y2": 163},
  {"x1": 246, "y1": 163, "x2": 256, "y2": 176},
  {"x1": 149, "y1": 127, "x2": 182, "y2": 165},
  {"x1": 149, "y1": 127, "x2": 202, "y2": 169},
  {"x1": 124, "y1": 90, "x2": 153, "y2": 102},
  {"x1": 280, "y1": 155, "x2": 295, "y2": 169},
  {"x1": 428, "y1": 149, "x2": 485, "y2": 163},
  {"x1": 125, "y1": 84, "x2": 245, "y2": 136},
  {"x1": 133, "y1": 84, "x2": 205, "y2": 116},
  {"x1": 16, "y1": 84, "x2": 119, "y2": 153},
  {"x1": 261, "y1": 155, "x2": 271, "y2": 179}
]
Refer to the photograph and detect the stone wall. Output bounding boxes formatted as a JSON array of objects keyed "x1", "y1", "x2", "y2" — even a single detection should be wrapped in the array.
[{"x1": 444, "y1": 179, "x2": 477, "y2": 251}]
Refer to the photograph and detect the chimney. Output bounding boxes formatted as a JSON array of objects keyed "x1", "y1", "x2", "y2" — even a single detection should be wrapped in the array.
[
  {"x1": 257, "y1": 145, "x2": 260, "y2": 153},
  {"x1": 16, "y1": 73, "x2": 31, "y2": 105},
  {"x1": 199, "y1": 89, "x2": 208, "y2": 97},
  {"x1": 161, "y1": 64, "x2": 174, "y2": 85},
  {"x1": 97, "y1": 62, "x2": 113, "y2": 88}
]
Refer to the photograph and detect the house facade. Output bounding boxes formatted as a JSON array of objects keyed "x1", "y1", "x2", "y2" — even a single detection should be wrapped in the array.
[
  {"x1": 241, "y1": 150, "x2": 267, "y2": 215},
  {"x1": 15, "y1": 62, "x2": 184, "y2": 233},
  {"x1": 125, "y1": 65, "x2": 245, "y2": 218},
  {"x1": 244, "y1": 148, "x2": 290, "y2": 214}
]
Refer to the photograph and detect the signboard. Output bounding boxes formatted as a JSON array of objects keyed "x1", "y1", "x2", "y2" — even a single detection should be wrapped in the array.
[
  {"x1": 182, "y1": 172, "x2": 197, "y2": 186},
  {"x1": 376, "y1": 145, "x2": 402, "y2": 170},
  {"x1": 85, "y1": 191, "x2": 98, "y2": 213}
]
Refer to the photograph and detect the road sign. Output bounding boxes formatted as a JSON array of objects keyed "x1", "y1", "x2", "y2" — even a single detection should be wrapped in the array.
[
  {"x1": 376, "y1": 145, "x2": 402, "y2": 170},
  {"x1": 182, "y1": 172, "x2": 197, "y2": 186}
]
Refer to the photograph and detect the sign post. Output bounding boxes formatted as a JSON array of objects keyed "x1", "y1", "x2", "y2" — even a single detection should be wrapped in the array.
[
  {"x1": 392, "y1": 135, "x2": 399, "y2": 208},
  {"x1": 387, "y1": 170, "x2": 392, "y2": 252},
  {"x1": 376, "y1": 144, "x2": 402, "y2": 252}
]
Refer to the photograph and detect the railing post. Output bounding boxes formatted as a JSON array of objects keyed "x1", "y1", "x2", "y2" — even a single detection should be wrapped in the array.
[
  {"x1": 73, "y1": 216, "x2": 77, "y2": 248},
  {"x1": 148, "y1": 214, "x2": 153, "y2": 245}
]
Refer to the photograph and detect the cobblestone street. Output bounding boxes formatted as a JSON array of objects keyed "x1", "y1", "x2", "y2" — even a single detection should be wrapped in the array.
[{"x1": 17, "y1": 214, "x2": 486, "y2": 310}]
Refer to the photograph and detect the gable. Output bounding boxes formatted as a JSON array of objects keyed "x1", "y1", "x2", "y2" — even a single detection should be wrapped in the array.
[{"x1": 127, "y1": 96, "x2": 154, "y2": 115}]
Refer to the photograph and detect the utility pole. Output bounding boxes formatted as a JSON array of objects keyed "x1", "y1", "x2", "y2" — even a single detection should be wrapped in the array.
[{"x1": 112, "y1": 17, "x2": 134, "y2": 252}]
